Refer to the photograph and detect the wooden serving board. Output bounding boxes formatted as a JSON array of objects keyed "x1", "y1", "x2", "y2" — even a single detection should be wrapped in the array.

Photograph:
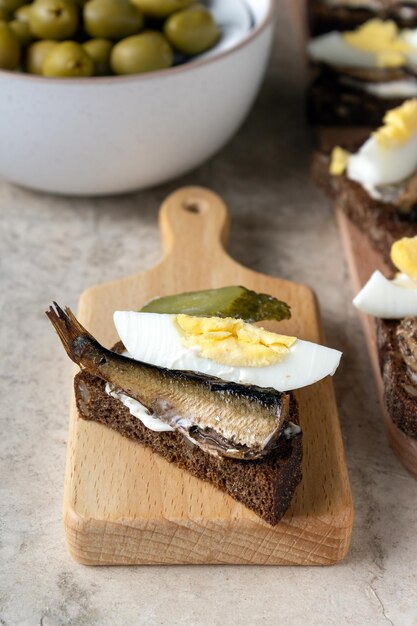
[
  {"x1": 337, "y1": 208, "x2": 417, "y2": 479},
  {"x1": 63, "y1": 187, "x2": 353, "y2": 565}
]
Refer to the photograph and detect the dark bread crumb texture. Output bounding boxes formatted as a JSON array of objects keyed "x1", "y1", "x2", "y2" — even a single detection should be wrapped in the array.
[
  {"x1": 377, "y1": 319, "x2": 417, "y2": 439},
  {"x1": 307, "y1": 70, "x2": 406, "y2": 127},
  {"x1": 308, "y1": 0, "x2": 417, "y2": 36},
  {"x1": 311, "y1": 152, "x2": 417, "y2": 266},
  {"x1": 74, "y1": 367, "x2": 303, "y2": 527}
]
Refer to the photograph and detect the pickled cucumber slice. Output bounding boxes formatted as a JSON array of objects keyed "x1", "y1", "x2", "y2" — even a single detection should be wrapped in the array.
[{"x1": 140, "y1": 286, "x2": 291, "y2": 322}]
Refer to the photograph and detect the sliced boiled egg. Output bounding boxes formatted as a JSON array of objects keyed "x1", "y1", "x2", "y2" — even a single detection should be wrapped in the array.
[
  {"x1": 330, "y1": 99, "x2": 417, "y2": 194},
  {"x1": 113, "y1": 311, "x2": 342, "y2": 392},
  {"x1": 354, "y1": 236, "x2": 417, "y2": 318},
  {"x1": 308, "y1": 30, "x2": 380, "y2": 68},
  {"x1": 175, "y1": 314, "x2": 296, "y2": 367},
  {"x1": 391, "y1": 236, "x2": 417, "y2": 280},
  {"x1": 353, "y1": 270, "x2": 417, "y2": 318},
  {"x1": 308, "y1": 19, "x2": 417, "y2": 69}
]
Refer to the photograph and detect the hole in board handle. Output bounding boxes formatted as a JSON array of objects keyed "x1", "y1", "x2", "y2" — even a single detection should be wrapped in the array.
[{"x1": 182, "y1": 199, "x2": 209, "y2": 214}]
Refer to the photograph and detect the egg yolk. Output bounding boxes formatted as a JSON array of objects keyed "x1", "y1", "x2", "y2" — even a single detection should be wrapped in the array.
[
  {"x1": 391, "y1": 236, "x2": 417, "y2": 280},
  {"x1": 343, "y1": 19, "x2": 412, "y2": 68},
  {"x1": 330, "y1": 146, "x2": 351, "y2": 176},
  {"x1": 176, "y1": 315, "x2": 297, "y2": 367},
  {"x1": 374, "y1": 99, "x2": 417, "y2": 149}
]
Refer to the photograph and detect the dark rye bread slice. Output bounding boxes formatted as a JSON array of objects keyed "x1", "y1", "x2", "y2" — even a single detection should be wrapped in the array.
[
  {"x1": 308, "y1": 0, "x2": 417, "y2": 35},
  {"x1": 377, "y1": 319, "x2": 417, "y2": 439},
  {"x1": 74, "y1": 367, "x2": 303, "y2": 527},
  {"x1": 308, "y1": 70, "x2": 407, "y2": 127},
  {"x1": 312, "y1": 151, "x2": 417, "y2": 266}
]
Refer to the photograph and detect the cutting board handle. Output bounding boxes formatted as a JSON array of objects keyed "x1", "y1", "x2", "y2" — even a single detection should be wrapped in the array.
[{"x1": 159, "y1": 187, "x2": 230, "y2": 261}]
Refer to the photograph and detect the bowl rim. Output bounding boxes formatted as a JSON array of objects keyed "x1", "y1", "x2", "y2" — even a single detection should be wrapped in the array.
[{"x1": 0, "y1": 0, "x2": 275, "y2": 86}]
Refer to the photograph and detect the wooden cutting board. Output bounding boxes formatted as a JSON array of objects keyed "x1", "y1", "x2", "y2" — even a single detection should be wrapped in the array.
[
  {"x1": 337, "y1": 208, "x2": 417, "y2": 480},
  {"x1": 63, "y1": 187, "x2": 353, "y2": 565}
]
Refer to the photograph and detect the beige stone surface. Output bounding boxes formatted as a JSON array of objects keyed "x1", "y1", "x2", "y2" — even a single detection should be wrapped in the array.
[{"x1": 1, "y1": 4, "x2": 417, "y2": 625}]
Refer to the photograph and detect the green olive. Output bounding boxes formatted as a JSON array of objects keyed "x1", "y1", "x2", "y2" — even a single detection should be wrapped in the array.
[
  {"x1": 130, "y1": 0, "x2": 194, "y2": 18},
  {"x1": 43, "y1": 40, "x2": 94, "y2": 76},
  {"x1": 14, "y1": 4, "x2": 32, "y2": 22},
  {"x1": 26, "y1": 38, "x2": 57, "y2": 73},
  {"x1": 0, "y1": 0, "x2": 26, "y2": 14},
  {"x1": 164, "y1": 4, "x2": 219, "y2": 55},
  {"x1": 9, "y1": 17, "x2": 32, "y2": 44},
  {"x1": 29, "y1": 0, "x2": 78, "y2": 40},
  {"x1": 84, "y1": 0, "x2": 143, "y2": 40},
  {"x1": 0, "y1": 20, "x2": 20, "y2": 69},
  {"x1": 111, "y1": 30, "x2": 172, "y2": 75},
  {"x1": 83, "y1": 37, "x2": 112, "y2": 75}
]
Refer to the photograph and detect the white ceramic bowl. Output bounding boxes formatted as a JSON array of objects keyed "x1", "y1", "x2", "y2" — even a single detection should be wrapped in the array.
[{"x1": 0, "y1": 0, "x2": 275, "y2": 196}]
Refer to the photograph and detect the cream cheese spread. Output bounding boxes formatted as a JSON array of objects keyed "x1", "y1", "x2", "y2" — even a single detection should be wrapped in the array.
[
  {"x1": 342, "y1": 76, "x2": 417, "y2": 99},
  {"x1": 105, "y1": 383, "x2": 174, "y2": 432},
  {"x1": 284, "y1": 422, "x2": 302, "y2": 439},
  {"x1": 324, "y1": 0, "x2": 381, "y2": 8}
]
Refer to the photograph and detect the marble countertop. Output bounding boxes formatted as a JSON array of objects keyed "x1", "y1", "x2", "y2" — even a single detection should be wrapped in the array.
[{"x1": 2, "y1": 4, "x2": 417, "y2": 625}]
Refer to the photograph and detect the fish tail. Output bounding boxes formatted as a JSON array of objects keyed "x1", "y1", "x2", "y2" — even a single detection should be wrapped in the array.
[{"x1": 46, "y1": 302, "x2": 96, "y2": 365}]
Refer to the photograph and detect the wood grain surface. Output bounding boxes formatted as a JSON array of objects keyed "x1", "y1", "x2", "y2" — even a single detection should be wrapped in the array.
[
  {"x1": 337, "y1": 208, "x2": 417, "y2": 480},
  {"x1": 63, "y1": 187, "x2": 353, "y2": 565}
]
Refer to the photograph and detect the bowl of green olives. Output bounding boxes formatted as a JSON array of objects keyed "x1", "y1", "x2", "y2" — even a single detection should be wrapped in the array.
[{"x1": 0, "y1": 0, "x2": 275, "y2": 195}]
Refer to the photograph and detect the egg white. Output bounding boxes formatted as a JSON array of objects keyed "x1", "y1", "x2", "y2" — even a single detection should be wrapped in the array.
[
  {"x1": 353, "y1": 270, "x2": 417, "y2": 318},
  {"x1": 113, "y1": 311, "x2": 342, "y2": 393},
  {"x1": 347, "y1": 131, "x2": 417, "y2": 192}
]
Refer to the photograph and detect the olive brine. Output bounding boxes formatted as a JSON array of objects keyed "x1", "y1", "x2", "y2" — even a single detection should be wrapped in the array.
[{"x1": 0, "y1": 0, "x2": 220, "y2": 77}]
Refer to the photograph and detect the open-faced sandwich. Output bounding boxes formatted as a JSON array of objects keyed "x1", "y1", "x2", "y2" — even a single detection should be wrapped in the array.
[
  {"x1": 354, "y1": 236, "x2": 417, "y2": 444},
  {"x1": 307, "y1": 18, "x2": 417, "y2": 127},
  {"x1": 309, "y1": 0, "x2": 417, "y2": 37},
  {"x1": 312, "y1": 98, "x2": 417, "y2": 265},
  {"x1": 47, "y1": 286, "x2": 342, "y2": 526}
]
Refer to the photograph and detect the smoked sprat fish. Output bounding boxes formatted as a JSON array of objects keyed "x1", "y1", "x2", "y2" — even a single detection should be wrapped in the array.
[{"x1": 46, "y1": 303, "x2": 291, "y2": 459}]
